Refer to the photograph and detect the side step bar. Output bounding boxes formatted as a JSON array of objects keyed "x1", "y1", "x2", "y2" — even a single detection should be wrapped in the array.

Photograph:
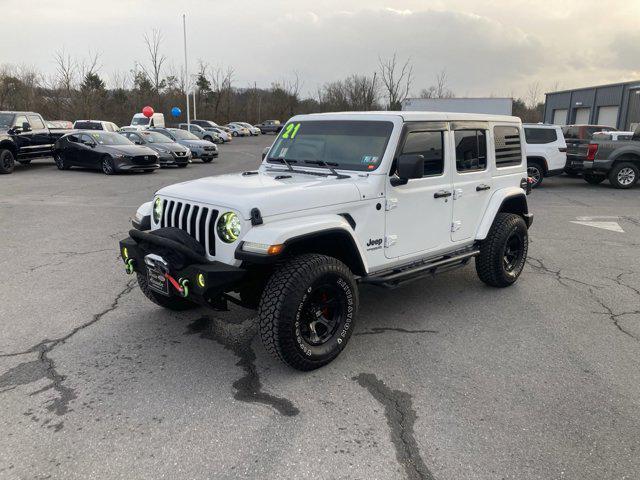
[{"x1": 360, "y1": 249, "x2": 480, "y2": 289}]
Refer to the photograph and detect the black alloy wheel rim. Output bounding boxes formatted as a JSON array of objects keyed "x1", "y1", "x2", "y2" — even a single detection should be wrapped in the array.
[
  {"x1": 55, "y1": 154, "x2": 63, "y2": 168},
  {"x1": 1, "y1": 152, "x2": 12, "y2": 170},
  {"x1": 299, "y1": 280, "x2": 346, "y2": 346},
  {"x1": 102, "y1": 157, "x2": 113, "y2": 174},
  {"x1": 503, "y1": 233, "x2": 525, "y2": 272}
]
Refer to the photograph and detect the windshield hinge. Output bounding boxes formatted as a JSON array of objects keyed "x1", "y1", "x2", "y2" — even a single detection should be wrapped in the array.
[{"x1": 385, "y1": 198, "x2": 398, "y2": 211}]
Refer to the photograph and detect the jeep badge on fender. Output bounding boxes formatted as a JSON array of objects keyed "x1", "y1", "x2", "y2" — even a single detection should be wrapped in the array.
[{"x1": 119, "y1": 112, "x2": 533, "y2": 371}]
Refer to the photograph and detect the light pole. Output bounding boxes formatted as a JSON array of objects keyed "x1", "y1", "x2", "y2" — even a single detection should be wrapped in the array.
[{"x1": 182, "y1": 14, "x2": 190, "y2": 128}]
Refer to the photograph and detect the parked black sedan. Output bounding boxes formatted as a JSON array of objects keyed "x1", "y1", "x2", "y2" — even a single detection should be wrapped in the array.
[
  {"x1": 120, "y1": 130, "x2": 190, "y2": 167},
  {"x1": 54, "y1": 131, "x2": 159, "y2": 175}
]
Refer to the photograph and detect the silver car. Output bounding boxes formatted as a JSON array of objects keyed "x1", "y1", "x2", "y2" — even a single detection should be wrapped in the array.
[
  {"x1": 150, "y1": 127, "x2": 218, "y2": 162},
  {"x1": 178, "y1": 123, "x2": 222, "y2": 143}
]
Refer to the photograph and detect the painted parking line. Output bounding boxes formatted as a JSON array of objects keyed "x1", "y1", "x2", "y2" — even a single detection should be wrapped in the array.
[{"x1": 571, "y1": 216, "x2": 625, "y2": 233}]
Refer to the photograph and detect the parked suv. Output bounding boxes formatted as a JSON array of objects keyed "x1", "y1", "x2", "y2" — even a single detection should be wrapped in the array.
[
  {"x1": 73, "y1": 120, "x2": 120, "y2": 132},
  {"x1": 523, "y1": 123, "x2": 567, "y2": 188},
  {"x1": 562, "y1": 124, "x2": 615, "y2": 175},
  {"x1": 119, "y1": 112, "x2": 533, "y2": 371}
]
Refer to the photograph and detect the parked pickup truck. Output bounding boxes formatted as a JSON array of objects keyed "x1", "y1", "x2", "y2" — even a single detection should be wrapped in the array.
[
  {"x1": 581, "y1": 126, "x2": 640, "y2": 189},
  {"x1": 562, "y1": 124, "x2": 615, "y2": 176},
  {"x1": 0, "y1": 111, "x2": 67, "y2": 174}
]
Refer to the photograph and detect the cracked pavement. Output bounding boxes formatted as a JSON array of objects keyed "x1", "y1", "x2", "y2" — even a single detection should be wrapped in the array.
[{"x1": 1, "y1": 136, "x2": 639, "y2": 479}]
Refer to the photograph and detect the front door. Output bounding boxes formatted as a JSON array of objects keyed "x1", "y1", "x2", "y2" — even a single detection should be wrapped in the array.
[
  {"x1": 450, "y1": 123, "x2": 493, "y2": 242},
  {"x1": 385, "y1": 122, "x2": 453, "y2": 259}
]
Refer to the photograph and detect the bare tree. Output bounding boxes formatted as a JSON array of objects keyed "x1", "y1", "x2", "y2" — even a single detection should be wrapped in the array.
[
  {"x1": 378, "y1": 53, "x2": 413, "y2": 110},
  {"x1": 139, "y1": 29, "x2": 167, "y2": 93},
  {"x1": 419, "y1": 69, "x2": 454, "y2": 99},
  {"x1": 526, "y1": 81, "x2": 541, "y2": 109}
]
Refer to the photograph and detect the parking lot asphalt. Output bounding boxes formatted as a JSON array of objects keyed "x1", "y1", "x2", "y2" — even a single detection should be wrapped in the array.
[{"x1": 1, "y1": 134, "x2": 639, "y2": 480}]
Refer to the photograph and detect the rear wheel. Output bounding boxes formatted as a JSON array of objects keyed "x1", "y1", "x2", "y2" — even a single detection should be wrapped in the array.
[
  {"x1": 232, "y1": 131, "x2": 238, "y2": 137},
  {"x1": 476, "y1": 213, "x2": 528, "y2": 288},
  {"x1": 527, "y1": 162, "x2": 544, "y2": 188},
  {"x1": 259, "y1": 254, "x2": 358, "y2": 371},
  {"x1": 136, "y1": 273, "x2": 198, "y2": 311},
  {"x1": 0, "y1": 149, "x2": 15, "y2": 174},
  {"x1": 608, "y1": 162, "x2": 638, "y2": 189},
  {"x1": 584, "y1": 173, "x2": 605, "y2": 185},
  {"x1": 101, "y1": 156, "x2": 115, "y2": 175}
]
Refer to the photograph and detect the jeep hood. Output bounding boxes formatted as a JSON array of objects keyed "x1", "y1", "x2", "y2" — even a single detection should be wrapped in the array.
[{"x1": 157, "y1": 170, "x2": 363, "y2": 219}]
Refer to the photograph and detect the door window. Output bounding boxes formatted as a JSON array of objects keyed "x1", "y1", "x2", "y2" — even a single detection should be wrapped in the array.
[
  {"x1": 27, "y1": 115, "x2": 45, "y2": 129},
  {"x1": 14, "y1": 115, "x2": 28, "y2": 128},
  {"x1": 454, "y1": 130, "x2": 487, "y2": 172},
  {"x1": 400, "y1": 131, "x2": 444, "y2": 176},
  {"x1": 79, "y1": 134, "x2": 95, "y2": 145},
  {"x1": 524, "y1": 128, "x2": 557, "y2": 144}
]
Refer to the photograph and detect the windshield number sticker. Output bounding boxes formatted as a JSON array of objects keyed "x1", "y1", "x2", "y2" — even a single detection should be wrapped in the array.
[{"x1": 282, "y1": 123, "x2": 301, "y2": 139}]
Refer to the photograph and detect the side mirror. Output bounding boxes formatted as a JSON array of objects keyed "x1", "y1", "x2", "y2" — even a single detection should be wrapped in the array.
[
  {"x1": 22, "y1": 122, "x2": 32, "y2": 132},
  {"x1": 397, "y1": 154, "x2": 424, "y2": 180}
]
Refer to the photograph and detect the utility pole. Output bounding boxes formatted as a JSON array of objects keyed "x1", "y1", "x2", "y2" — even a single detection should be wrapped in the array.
[
  {"x1": 183, "y1": 14, "x2": 190, "y2": 128},
  {"x1": 193, "y1": 87, "x2": 197, "y2": 120}
]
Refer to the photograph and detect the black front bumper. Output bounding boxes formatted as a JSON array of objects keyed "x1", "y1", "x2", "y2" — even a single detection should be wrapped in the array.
[{"x1": 119, "y1": 234, "x2": 247, "y2": 305}]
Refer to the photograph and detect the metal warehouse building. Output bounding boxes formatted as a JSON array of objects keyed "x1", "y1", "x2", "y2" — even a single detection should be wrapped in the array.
[{"x1": 544, "y1": 80, "x2": 640, "y2": 130}]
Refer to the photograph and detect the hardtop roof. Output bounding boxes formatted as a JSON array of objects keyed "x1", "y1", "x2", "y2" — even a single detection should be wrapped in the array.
[{"x1": 293, "y1": 111, "x2": 521, "y2": 123}]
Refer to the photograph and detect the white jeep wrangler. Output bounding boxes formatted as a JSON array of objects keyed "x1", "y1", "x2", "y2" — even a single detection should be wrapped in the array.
[{"x1": 120, "y1": 112, "x2": 533, "y2": 371}]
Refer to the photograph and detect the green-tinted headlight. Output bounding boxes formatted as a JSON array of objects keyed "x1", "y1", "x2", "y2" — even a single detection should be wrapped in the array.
[
  {"x1": 217, "y1": 212, "x2": 241, "y2": 243},
  {"x1": 153, "y1": 197, "x2": 163, "y2": 223}
]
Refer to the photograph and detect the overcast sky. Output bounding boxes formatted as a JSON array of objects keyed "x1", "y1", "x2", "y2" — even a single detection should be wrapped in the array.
[{"x1": 4, "y1": 0, "x2": 640, "y2": 101}]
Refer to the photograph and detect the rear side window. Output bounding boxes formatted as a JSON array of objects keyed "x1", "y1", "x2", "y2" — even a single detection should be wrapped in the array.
[
  {"x1": 524, "y1": 127, "x2": 557, "y2": 144},
  {"x1": 562, "y1": 126, "x2": 578, "y2": 139},
  {"x1": 455, "y1": 130, "x2": 487, "y2": 172},
  {"x1": 75, "y1": 121, "x2": 101, "y2": 130},
  {"x1": 27, "y1": 115, "x2": 45, "y2": 129},
  {"x1": 494, "y1": 126, "x2": 522, "y2": 167},
  {"x1": 401, "y1": 131, "x2": 444, "y2": 176}
]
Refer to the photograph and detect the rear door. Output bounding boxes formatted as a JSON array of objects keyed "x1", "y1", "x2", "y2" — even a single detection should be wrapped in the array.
[
  {"x1": 385, "y1": 122, "x2": 453, "y2": 259},
  {"x1": 450, "y1": 122, "x2": 492, "y2": 242}
]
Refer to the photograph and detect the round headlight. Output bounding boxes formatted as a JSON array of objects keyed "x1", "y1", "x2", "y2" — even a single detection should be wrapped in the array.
[
  {"x1": 153, "y1": 197, "x2": 163, "y2": 224},
  {"x1": 217, "y1": 212, "x2": 241, "y2": 243}
]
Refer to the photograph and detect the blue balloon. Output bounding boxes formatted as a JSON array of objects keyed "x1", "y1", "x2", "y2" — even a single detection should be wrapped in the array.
[{"x1": 171, "y1": 107, "x2": 182, "y2": 117}]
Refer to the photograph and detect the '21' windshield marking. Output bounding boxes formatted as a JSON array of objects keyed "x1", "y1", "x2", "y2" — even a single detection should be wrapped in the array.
[{"x1": 281, "y1": 123, "x2": 301, "y2": 139}]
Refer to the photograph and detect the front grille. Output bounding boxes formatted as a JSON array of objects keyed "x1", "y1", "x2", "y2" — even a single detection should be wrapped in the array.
[
  {"x1": 174, "y1": 151, "x2": 186, "y2": 157},
  {"x1": 132, "y1": 155, "x2": 156, "y2": 165},
  {"x1": 159, "y1": 200, "x2": 218, "y2": 256},
  {"x1": 204, "y1": 146, "x2": 215, "y2": 151}
]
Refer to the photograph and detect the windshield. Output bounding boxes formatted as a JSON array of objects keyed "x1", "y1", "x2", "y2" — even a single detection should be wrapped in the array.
[
  {"x1": 88, "y1": 132, "x2": 133, "y2": 145},
  {"x1": 131, "y1": 116, "x2": 150, "y2": 126},
  {"x1": 0, "y1": 113, "x2": 15, "y2": 128},
  {"x1": 170, "y1": 129, "x2": 199, "y2": 140},
  {"x1": 267, "y1": 120, "x2": 393, "y2": 171},
  {"x1": 140, "y1": 131, "x2": 173, "y2": 143}
]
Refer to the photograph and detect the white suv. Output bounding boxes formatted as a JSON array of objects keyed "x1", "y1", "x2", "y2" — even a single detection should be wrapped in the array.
[
  {"x1": 119, "y1": 112, "x2": 533, "y2": 371},
  {"x1": 523, "y1": 123, "x2": 567, "y2": 188}
]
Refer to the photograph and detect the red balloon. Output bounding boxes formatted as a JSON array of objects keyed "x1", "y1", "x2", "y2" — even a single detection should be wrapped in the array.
[{"x1": 142, "y1": 106, "x2": 154, "y2": 118}]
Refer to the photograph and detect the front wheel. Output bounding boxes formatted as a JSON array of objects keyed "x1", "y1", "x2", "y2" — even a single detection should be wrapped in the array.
[
  {"x1": 527, "y1": 162, "x2": 544, "y2": 188},
  {"x1": 102, "y1": 156, "x2": 115, "y2": 175},
  {"x1": 0, "y1": 149, "x2": 15, "y2": 174},
  {"x1": 259, "y1": 254, "x2": 359, "y2": 371},
  {"x1": 608, "y1": 162, "x2": 638, "y2": 189},
  {"x1": 476, "y1": 213, "x2": 528, "y2": 288},
  {"x1": 584, "y1": 173, "x2": 605, "y2": 185}
]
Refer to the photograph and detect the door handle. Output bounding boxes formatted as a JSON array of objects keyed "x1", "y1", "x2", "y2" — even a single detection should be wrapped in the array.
[
  {"x1": 434, "y1": 190, "x2": 452, "y2": 198},
  {"x1": 476, "y1": 184, "x2": 491, "y2": 191}
]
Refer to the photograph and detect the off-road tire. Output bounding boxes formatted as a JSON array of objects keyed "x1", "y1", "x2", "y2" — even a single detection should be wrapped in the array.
[
  {"x1": 608, "y1": 162, "x2": 639, "y2": 189},
  {"x1": 0, "y1": 149, "x2": 15, "y2": 174},
  {"x1": 476, "y1": 213, "x2": 528, "y2": 288},
  {"x1": 584, "y1": 173, "x2": 605, "y2": 185},
  {"x1": 136, "y1": 272, "x2": 198, "y2": 311},
  {"x1": 258, "y1": 254, "x2": 359, "y2": 371},
  {"x1": 527, "y1": 161, "x2": 544, "y2": 188}
]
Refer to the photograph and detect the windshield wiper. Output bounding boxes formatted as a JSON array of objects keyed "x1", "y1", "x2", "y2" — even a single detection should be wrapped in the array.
[
  {"x1": 304, "y1": 160, "x2": 349, "y2": 179},
  {"x1": 268, "y1": 157, "x2": 298, "y2": 171}
]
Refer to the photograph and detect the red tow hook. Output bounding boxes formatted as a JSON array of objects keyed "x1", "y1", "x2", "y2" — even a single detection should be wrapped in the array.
[{"x1": 164, "y1": 273, "x2": 183, "y2": 294}]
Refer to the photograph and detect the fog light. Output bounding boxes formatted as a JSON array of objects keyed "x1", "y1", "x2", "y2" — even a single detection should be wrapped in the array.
[
  {"x1": 197, "y1": 273, "x2": 206, "y2": 288},
  {"x1": 122, "y1": 247, "x2": 129, "y2": 259}
]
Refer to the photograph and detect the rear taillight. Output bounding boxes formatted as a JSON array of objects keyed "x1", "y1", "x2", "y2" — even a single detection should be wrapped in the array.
[{"x1": 586, "y1": 143, "x2": 598, "y2": 161}]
